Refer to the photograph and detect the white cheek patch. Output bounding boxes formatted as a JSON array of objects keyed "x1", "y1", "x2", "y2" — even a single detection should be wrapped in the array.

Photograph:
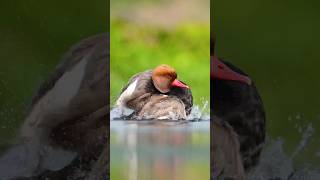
[{"x1": 116, "y1": 79, "x2": 138, "y2": 107}]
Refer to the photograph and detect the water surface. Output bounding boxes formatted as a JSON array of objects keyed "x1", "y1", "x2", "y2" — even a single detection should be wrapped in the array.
[{"x1": 110, "y1": 107, "x2": 210, "y2": 180}]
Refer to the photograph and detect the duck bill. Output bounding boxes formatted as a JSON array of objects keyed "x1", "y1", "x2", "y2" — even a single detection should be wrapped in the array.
[
  {"x1": 211, "y1": 56, "x2": 252, "y2": 85},
  {"x1": 171, "y1": 79, "x2": 189, "y2": 89}
]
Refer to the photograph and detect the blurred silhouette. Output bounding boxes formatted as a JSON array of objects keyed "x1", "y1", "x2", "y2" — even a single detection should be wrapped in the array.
[
  {"x1": 0, "y1": 34, "x2": 109, "y2": 180},
  {"x1": 211, "y1": 33, "x2": 266, "y2": 179}
]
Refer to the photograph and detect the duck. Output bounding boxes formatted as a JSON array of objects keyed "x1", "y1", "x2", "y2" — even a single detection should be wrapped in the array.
[
  {"x1": 116, "y1": 64, "x2": 193, "y2": 120},
  {"x1": 211, "y1": 34, "x2": 266, "y2": 177},
  {"x1": 0, "y1": 33, "x2": 110, "y2": 179}
]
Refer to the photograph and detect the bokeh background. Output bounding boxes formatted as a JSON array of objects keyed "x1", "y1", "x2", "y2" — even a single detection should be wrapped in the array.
[
  {"x1": 213, "y1": 0, "x2": 320, "y2": 168},
  {"x1": 110, "y1": 0, "x2": 210, "y2": 105},
  {"x1": 0, "y1": 1, "x2": 108, "y2": 153}
]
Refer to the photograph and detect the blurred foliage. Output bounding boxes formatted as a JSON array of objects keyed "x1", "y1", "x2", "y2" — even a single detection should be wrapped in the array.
[
  {"x1": 110, "y1": 19, "x2": 210, "y2": 105},
  {"x1": 213, "y1": 0, "x2": 320, "y2": 166}
]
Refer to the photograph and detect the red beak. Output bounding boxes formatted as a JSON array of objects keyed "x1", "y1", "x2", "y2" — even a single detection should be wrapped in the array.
[
  {"x1": 211, "y1": 56, "x2": 252, "y2": 85},
  {"x1": 171, "y1": 79, "x2": 189, "y2": 89}
]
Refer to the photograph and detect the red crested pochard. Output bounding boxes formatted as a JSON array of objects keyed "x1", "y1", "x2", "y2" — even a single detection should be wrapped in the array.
[{"x1": 116, "y1": 64, "x2": 193, "y2": 120}]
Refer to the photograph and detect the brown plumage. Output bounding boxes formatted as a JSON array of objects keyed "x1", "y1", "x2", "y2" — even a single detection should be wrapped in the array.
[
  {"x1": 117, "y1": 65, "x2": 193, "y2": 120},
  {"x1": 138, "y1": 95, "x2": 187, "y2": 120}
]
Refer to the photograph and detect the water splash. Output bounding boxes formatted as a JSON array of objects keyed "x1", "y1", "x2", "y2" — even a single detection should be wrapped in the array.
[
  {"x1": 111, "y1": 99, "x2": 210, "y2": 121},
  {"x1": 186, "y1": 100, "x2": 209, "y2": 121},
  {"x1": 248, "y1": 123, "x2": 320, "y2": 180}
]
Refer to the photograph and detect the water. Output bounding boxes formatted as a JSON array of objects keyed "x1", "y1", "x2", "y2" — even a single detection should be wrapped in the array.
[
  {"x1": 248, "y1": 124, "x2": 320, "y2": 180},
  {"x1": 110, "y1": 105, "x2": 210, "y2": 180}
]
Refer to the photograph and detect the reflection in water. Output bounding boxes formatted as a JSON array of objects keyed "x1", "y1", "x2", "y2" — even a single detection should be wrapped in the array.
[
  {"x1": 111, "y1": 113, "x2": 210, "y2": 180},
  {"x1": 127, "y1": 123, "x2": 137, "y2": 180}
]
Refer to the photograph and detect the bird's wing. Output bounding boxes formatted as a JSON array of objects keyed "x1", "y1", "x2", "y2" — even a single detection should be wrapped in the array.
[
  {"x1": 22, "y1": 33, "x2": 109, "y2": 135},
  {"x1": 212, "y1": 116, "x2": 246, "y2": 180}
]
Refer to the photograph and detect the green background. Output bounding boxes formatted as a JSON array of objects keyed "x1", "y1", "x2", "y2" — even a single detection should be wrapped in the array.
[
  {"x1": 213, "y1": 0, "x2": 320, "y2": 167},
  {"x1": 110, "y1": 20, "x2": 210, "y2": 105},
  {"x1": 110, "y1": 0, "x2": 210, "y2": 106}
]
